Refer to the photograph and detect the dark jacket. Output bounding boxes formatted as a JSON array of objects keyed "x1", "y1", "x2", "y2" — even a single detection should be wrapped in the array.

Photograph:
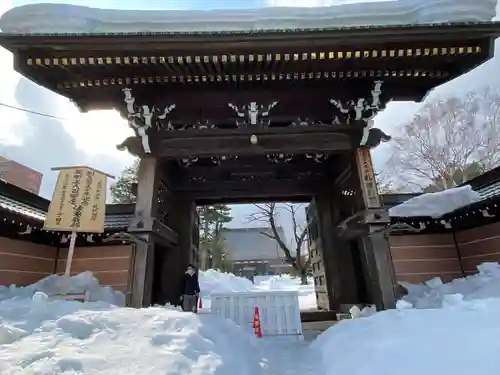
[{"x1": 181, "y1": 272, "x2": 201, "y2": 296}]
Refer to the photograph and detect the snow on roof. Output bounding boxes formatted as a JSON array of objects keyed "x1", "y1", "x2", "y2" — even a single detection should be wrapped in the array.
[
  {"x1": 389, "y1": 185, "x2": 482, "y2": 218},
  {"x1": 0, "y1": 0, "x2": 497, "y2": 34}
]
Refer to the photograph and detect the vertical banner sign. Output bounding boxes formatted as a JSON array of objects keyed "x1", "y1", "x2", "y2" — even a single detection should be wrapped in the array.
[
  {"x1": 356, "y1": 148, "x2": 381, "y2": 209},
  {"x1": 43, "y1": 166, "x2": 114, "y2": 294},
  {"x1": 44, "y1": 166, "x2": 109, "y2": 233}
]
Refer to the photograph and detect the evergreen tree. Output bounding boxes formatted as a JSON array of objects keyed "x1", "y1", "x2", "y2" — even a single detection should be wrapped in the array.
[
  {"x1": 198, "y1": 205, "x2": 233, "y2": 270},
  {"x1": 110, "y1": 159, "x2": 139, "y2": 203}
]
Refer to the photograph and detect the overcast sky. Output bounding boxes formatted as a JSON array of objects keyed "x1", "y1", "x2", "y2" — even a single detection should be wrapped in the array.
[{"x1": 1, "y1": 0, "x2": 499, "y2": 241}]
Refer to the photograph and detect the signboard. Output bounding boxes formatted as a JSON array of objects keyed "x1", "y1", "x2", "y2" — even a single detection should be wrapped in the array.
[
  {"x1": 356, "y1": 148, "x2": 381, "y2": 209},
  {"x1": 44, "y1": 166, "x2": 109, "y2": 233}
]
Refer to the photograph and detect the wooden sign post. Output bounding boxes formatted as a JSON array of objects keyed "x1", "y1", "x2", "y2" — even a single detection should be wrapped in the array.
[
  {"x1": 43, "y1": 166, "x2": 114, "y2": 295},
  {"x1": 355, "y1": 148, "x2": 381, "y2": 209}
]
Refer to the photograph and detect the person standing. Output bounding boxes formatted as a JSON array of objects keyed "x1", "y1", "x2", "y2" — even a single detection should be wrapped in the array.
[{"x1": 180, "y1": 264, "x2": 201, "y2": 313}]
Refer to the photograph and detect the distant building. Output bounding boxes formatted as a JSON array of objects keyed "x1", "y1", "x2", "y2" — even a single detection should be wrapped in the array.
[
  {"x1": 222, "y1": 227, "x2": 293, "y2": 277},
  {"x1": 0, "y1": 156, "x2": 42, "y2": 195}
]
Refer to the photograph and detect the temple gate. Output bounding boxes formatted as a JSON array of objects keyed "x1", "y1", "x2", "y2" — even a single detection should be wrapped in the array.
[{"x1": 2, "y1": 18, "x2": 499, "y2": 312}]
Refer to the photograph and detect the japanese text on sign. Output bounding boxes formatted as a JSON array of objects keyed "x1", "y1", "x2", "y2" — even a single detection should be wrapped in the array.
[
  {"x1": 356, "y1": 149, "x2": 381, "y2": 209},
  {"x1": 55, "y1": 173, "x2": 69, "y2": 227},
  {"x1": 44, "y1": 166, "x2": 108, "y2": 233}
]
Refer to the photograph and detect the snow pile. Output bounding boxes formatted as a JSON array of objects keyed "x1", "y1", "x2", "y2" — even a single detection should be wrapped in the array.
[
  {"x1": 199, "y1": 269, "x2": 254, "y2": 293},
  {"x1": 0, "y1": 297, "x2": 262, "y2": 375},
  {"x1": 2, "y1": 265, "x2": 500, "y2": 375},
  {"x1": 313, "y1": 262, "x2": 500, "y2": 374},
  {"x1": 401, "y1": 262, "x2": 500, "y2": 308},
  {"x1": 313, "y1": 297, "x2": 500, "y2": 375},
  {"x1": 389, "y1": 185, "x2": 481, "y2": 218},
  {"x1": 0, "y1": 0, "x2": 496, "y2": 34},
  {"x1": 254, "y1": 274, "x2": 317, "y2": 310},
  {"x1": 254, "y1": 274, "x2": 314, "y2": 291},
  {"x1": 199, "y1": 270, "x2": 318, "y2": 311},
  {"x1": 0, "y1": 271, "x2": 125, "y2": 306}
]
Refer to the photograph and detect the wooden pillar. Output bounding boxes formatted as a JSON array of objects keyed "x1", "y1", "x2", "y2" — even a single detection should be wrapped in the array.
[
  {"x1": 315, "y1": 193, "x2": 360, "y2": 312},
  {"x1": 156, "y1": 197, "x2": 196, "y2": 305},
  {"x1": 129, "y1": 157, "x2": 158, "y2": 308},
  {"x1": 353, "y1": 148, "x2": 397, "y2": 310}
]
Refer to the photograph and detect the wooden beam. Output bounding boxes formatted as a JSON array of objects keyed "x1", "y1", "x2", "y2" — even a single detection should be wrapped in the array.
[
  {"x1": 195, "y1": 195, "x2": 311, "y2": 205},
  {"x1": 151, "y1": 219, "x2": 179, "y2": 245},
  {"x1": 182, "y1": 161, "x2": 332, "y2": 181},
  {"x1": 350, "y1": 149, "x2": 397, "y2": 310},
  {"x1": 157, "y1": 131, "x2": 351, "y2": 158},
  {"x1": 129, "y1": 157, "x2": 159, "y2": 308},
  {"x1": 161, "y1": 125, "x2": 352, "y2": 138},
  {"x1": 178, "y1": 178, "x2": 325, "y2": 201}
]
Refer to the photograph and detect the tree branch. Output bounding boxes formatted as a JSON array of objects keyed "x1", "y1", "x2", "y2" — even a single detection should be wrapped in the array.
[{"x1": 387, "y1": 89, "x2": 500, "y2": 191}]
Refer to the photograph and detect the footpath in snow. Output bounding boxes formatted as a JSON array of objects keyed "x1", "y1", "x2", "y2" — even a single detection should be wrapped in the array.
[{"x1": 2, "y1": 263, "x2": 500, "y2": 374}]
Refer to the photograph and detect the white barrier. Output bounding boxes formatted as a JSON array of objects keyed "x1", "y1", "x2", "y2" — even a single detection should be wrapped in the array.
[{"x1": 210, "y1": 290, "x2": 303, "y2": 339}]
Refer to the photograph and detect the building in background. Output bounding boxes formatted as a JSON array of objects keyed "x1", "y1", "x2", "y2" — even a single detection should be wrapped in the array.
[
  {"x1": 223, "y1": 227, "x2": 293, "y2": 278},
  {"x1": 0, "y1": 156, "x2": 42, "y2": 195}
]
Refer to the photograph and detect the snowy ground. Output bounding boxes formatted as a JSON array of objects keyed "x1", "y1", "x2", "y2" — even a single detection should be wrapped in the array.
[{"x1": 2, "y1": 264, "x2": 500, "y2": 375}]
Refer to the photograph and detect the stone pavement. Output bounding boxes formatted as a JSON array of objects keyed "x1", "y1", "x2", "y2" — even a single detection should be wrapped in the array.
[{"x1": 302, "y1": 320, "x2": 338, "y2": 341}]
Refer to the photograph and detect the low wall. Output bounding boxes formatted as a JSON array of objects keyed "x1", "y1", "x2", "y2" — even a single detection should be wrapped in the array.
[
  {"x1": 390, "y1": 221, "x2": 500, "y2": 284},
  {"x1": 0, "y1": 237, "x2": 56, "y2": 285},
  {"x1": 55, "y1": 245, "x2": 134, "y2": 293},
  {"x1": 389, "y1": 234, "x2": 463, "y2": 284},
  {"x1": 0, "y1": 238, "x2": 134, "y2": 295},
  {"x1": 455, "y1": 222, "x2": 500, "y2": 275}
]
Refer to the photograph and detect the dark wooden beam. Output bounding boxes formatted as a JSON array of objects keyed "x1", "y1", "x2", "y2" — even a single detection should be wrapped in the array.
[
  {"x1": 195, "y1": 195, "x2": 311, "y2": 205},
  {"x1": 334, "y1": 208, "x2": 390, "y2": 240},
  {"x1": 178, "y1": 177, "x2": 326, "y2": 201},
  {"x1": 162, "y1": 125, "x2": 352, "y2": 138},
  {"x1": 151, "y1": 219, "x2": 179, "y2": 245},
  {"x1": 181, "y1": 159, "x2": 332, "y2": 180},
  {"x1": 41, "y1": 55, "x2": 461, "y2": 82},
  {"x1": 129, "y1": 157, "x2": 159, "y2": 308},
  {"x1": 157, "y1": 130, "x2": 351, "y2": 158},
  {"x1": 65, "y1": 75, "x2": 431, "y2": 115},
  {"x1": 128, "y1": 216, "x2": 179, "y2": 245}
]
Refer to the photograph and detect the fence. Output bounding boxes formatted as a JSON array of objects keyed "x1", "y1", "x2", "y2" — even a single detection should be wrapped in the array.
[
  {"x1": 390, "y1": 217, "x2": 500, "y2": 284},
  {"x1": 389, "y1": 234, "x2": 463, "y2": 283},
  {"x1": 0, "y1": 237, "x2": 57, "y2": 285},
  {"x1": 0, "y1": 238, "x2": 135, "y2": 295},
  {"x1": 55, "y1": 245, "x2": 134, "y2": 293},
  {"x1": 210, "y1": 290, "x2": 303, "y2": 339}
]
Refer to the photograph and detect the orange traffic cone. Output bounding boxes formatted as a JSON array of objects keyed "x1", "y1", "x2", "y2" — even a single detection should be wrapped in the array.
[
  {"x1": 252, "y1": 306, "x2": 262, "y2": 338},
  {"x1": 198, "y1": 296, "x2": 203, "y2": 309}
]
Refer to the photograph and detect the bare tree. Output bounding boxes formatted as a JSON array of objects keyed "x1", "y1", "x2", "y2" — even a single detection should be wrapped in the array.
[
  {"x1": 388, "y1": 87, "x2": 500, "y2": 190},
  {"x1": 375, "y1": 171, "x2": 396, "y2": 194},
  {"x1": 375, "y1": 170, "x2": 413, "y2": 193},
  {"x1": 248, "y1": 203, "x2": 310, "y2": 285}
]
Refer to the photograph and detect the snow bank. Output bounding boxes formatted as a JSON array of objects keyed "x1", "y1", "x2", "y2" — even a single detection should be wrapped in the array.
[
  {"x1": 313, "y1": 262, "x2": 500, "y2": 375},
  {"x1": 199, "y1": 269, "x2": 254, "y2": 293},
  {"x1": 199, "y1": 270, "x2": 318, "y2": 311},
  {"x1": 0, "y1": 297, "x2": 262, "y2": 375},
  {"x1": 254, "y1": 274, "x2": 310, "y2": 289},
  {"x1": 389, "y1": 185, "x2": 481, "y2": 218},
  {"x1": 401, "y1": 262, "x2": 500, "y2": 308},
  {"x1": 0, "y1": 271, "x2": 125, "y2": 306},
  {"x1": 0, "y1": 0, "x2": 496, "y2": 34},
  {"x1": 313, "y1": 297, "x2": 500, "y2": 375},
  {"x1": 255, "y1": 274, "x2": 317, "y2": 311}
]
